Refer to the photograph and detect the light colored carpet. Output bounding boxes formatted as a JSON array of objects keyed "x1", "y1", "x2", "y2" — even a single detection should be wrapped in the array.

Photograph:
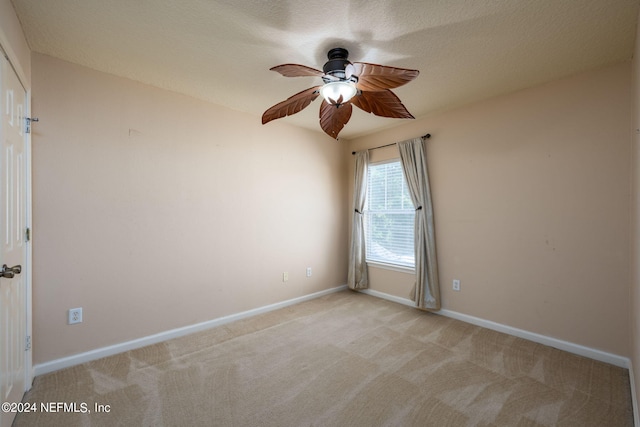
[{"x1": 14, "y1": 290, "x2": 633, "y2": 426}]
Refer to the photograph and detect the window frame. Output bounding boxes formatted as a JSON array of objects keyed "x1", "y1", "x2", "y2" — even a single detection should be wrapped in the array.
[{"x1": 363, "y1": 158, "x2": 416, "y2": 272}]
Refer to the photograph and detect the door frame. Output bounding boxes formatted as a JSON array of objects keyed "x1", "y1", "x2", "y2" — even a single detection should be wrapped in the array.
[{"x1": 0, "y1": 32, "x2": 33, "y2": 394}]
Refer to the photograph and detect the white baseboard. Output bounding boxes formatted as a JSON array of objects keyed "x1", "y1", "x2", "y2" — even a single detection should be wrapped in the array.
[
  {"x1": 358, "y1": 288, "x2": 630, "y2": 369},
  {"x1": 34, "y1": 284, "x2": 348, "y2": 377},
  {"x1": 629, "y1": 361, "x2": 640, "y2": 427},
  {"x1": 358, "y1": 288, "x2": 417, "y2": 308}
]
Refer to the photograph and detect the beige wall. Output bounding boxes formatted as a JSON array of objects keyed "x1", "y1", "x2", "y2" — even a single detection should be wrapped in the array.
[
  {"x1": 630, "y1": 6, "x2": 640, "y2": 415},
  {"x1": 0, "y1": 0, "x2": 30, "y2": 83},
  {"x1": 31, "y1": 53, "x2": 348, "y2": 364},
  {"x1": 349, "y1": 62, "x2": 632, "y2": 357}
]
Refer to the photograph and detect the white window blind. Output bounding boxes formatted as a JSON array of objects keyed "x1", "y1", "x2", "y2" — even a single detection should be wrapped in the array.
[{"x1": 364, "y1": 160, "x2": 415, "y2": 268}]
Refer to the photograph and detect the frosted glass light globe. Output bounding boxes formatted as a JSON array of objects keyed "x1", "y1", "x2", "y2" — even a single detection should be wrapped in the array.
[{"x1": 320, "y1": 81, "x2": 357, "y2": 104}]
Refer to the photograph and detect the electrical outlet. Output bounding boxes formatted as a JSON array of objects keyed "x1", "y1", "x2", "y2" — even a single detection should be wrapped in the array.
[
  {"x1": 306, "y1": 267, "x2": 312, "y2": 277},
  {"x1": 452, "y1": 279, "x2": 461, "y2": 292},
  {"x1": 283, "y1": 272, "x2": 289, "y2": 282},
  {"x1": 68, "y1": 307, "x2": 83, "y2": 324}
]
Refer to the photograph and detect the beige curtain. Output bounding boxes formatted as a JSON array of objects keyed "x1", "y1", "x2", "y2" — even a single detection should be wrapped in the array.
[
  {"x1": 347, "y1": 150, "x2": 369, "y2": 289},
  {"x1": 398, "y1": 138, "x2": 440, "y2": 310}
]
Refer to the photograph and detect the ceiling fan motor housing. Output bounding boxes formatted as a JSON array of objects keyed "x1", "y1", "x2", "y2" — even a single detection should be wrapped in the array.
[{"x1": 323, "y1": 48, "x2": 351, "y2": 78}]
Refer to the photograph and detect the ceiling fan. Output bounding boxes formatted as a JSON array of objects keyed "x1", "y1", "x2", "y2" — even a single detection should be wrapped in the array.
[{"x1": 262, "y1": 48, "x2": 419, "y2": 139}]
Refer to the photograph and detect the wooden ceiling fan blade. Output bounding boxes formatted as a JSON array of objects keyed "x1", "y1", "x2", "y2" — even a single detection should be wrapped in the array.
[
  {"x1": 353, "y1": 62, "x2": 419, "y2": 91},
  {"x1": 270, "y1": 64, "x2": 324, "y2": 77},
  {"x1": 262, "y1": 86, "x2": 321, "y2": 124},
  {"x1": 319, "y1": 100, "x2": 352, "y2": 139},
  {"x1": 351, "y1": 90, "x2": 415, "y2": 119}
]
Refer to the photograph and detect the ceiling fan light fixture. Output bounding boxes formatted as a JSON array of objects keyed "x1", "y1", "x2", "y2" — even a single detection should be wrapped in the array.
[
  {"x1": 320, "y1": 81, "x2": 357, "y2": 104},
  {"x1": 263, "y1": 46, "x2": 419, "y2": 139}
]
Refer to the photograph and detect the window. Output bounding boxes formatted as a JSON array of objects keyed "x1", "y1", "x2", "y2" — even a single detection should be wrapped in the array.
[{"x1": 364, "y1": 160, "x2": 415, "y2": 269}]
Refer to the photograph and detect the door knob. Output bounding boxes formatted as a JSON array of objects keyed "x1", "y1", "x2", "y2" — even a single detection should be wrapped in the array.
[{"x1": 1, "y1": 264, "x2": 21, "y2": 278}]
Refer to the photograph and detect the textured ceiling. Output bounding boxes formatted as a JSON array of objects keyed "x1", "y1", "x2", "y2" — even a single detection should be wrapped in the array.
[{"x1": 11, "y1": 0, "x2": 640, "y2": 139}]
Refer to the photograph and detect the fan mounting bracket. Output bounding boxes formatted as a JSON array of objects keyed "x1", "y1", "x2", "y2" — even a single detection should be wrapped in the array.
[{"x1": 323, "y1": 47, "x2": 352, "y2": 76}]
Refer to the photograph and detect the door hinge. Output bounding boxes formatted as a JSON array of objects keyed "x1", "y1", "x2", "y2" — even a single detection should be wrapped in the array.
[
  {"x1": 25, "y1": 227, "x2": 30, "y2": 242},
  {"x1": 25, "y1": 335, "x2": 31, "y2": 351},
  {"x1": 25, "y1": 117, "x2": 38, "y2": 134}
]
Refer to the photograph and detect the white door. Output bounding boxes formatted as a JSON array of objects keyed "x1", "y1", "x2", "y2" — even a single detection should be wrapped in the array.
[{"x1": 0, "y1": 52, "x2": 28, "y2": 427}]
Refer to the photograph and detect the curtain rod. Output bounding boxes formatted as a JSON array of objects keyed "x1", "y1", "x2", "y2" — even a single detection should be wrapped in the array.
[{"x1": 351, "y1": 133, "x2": 431, "y2": 155}]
